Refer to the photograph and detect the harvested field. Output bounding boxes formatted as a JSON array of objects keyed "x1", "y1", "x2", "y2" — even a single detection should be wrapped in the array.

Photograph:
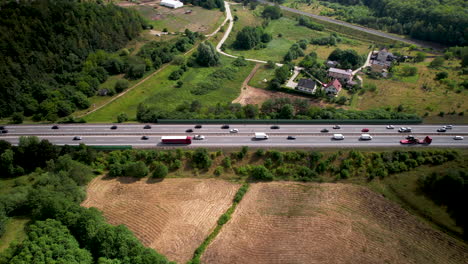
[
  {"x1": 82, "y1": 177, "x2": 240, "y2": 263},
  {"x1": 202, "y1": 182, "x2": 468, "y2": 264}
]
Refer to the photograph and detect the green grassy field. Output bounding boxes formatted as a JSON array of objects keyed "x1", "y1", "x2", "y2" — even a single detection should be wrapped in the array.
[
  {"x1": 132, "y1": 5, "x2": 224, "y2": 34},
  {"x1": 350, "y1": 58, "x2": 468, "y2": 122},
  {"x1": 84, "y1": 56, "x2": 255, "y2": 122},
  {"x1": 248, "y1": 65, "x2": 275, "y2": 89},
  {"x1": 365, "y1": 157, "x2": 467, "y2": 238},
  {"x1": 0, "y1": 217, "x2": 29, "y2": 253}
]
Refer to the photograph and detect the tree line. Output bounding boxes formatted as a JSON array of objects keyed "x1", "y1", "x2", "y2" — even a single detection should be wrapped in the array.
[
  {"x1": 0, "y1": 139, "x2": 172, "y2": 263},
  {"x1": 319, "y1": 0, "x2": 467, "y2": 46},
  {"x1": 136, "y1": 97, "x2": 420, "y2": 121},
  {"x1": 0, "y1": 0, "x2": 146, "y2": 120}
]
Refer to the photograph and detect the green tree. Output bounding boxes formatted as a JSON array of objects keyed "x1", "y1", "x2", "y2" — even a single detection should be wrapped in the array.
[
  {"x1": 279, "y1": 104, "x2": 294, "y2": 119},
  {"x1": 10, "y1": 112, "x2": 23, "y2": 124},
  {"x1": 117, "y1": 113, "x2": 128, "y2": 123},
  {"x1": 192, "y1": 148, "x2": 212, "y2": 169},
  {"x1": 115, "y1": 80, "x2": 130, "y2": 93},
  {"x1": 152, "y1": 162, "x2": 168, "y2": 178},
  {"x1": 262, "y1": 5, "x2": 282, "y2": 19},
  {"x1": 415, "y1": 52, "x2": 426, "y2": 63},
  {"x1": 251, "y1": 165, "x2": 273, "y2": 181},
  {"x1": 124, "y1": 161, "x2": 148, "y2": 178},
  {"x1": 196, "y1": 42, "x2": 220, "y2": 67},
  {"x1": 429, "y1": 57, "x2": 444, "y2": 68}
]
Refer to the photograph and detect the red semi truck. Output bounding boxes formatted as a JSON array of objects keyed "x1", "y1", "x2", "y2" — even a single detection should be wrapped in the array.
[
  {"x1": 161, "y1": 136, "x2": 192, "y2": 144},
  {"x1": 400, "y1": 136, "x2": 432, "y2": 145}
]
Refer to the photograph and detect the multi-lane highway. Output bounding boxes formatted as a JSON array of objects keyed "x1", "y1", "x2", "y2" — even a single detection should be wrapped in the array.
[{"x1": 1, "y1": 124, "x2": 467, "y2": 148}]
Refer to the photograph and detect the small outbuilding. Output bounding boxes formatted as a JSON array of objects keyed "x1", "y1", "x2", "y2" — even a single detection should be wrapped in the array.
[{"x1": 160, "y1": 0, "x2": 183, "y2": 9}]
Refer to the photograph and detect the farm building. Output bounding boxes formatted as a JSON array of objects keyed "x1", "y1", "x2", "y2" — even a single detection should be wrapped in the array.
[
  {"x1": 160, "y1": 0, "x2": 183, "y2": 8},
  {"x1": 328, "y1": 68, "x2": 353, "y2": 82}
]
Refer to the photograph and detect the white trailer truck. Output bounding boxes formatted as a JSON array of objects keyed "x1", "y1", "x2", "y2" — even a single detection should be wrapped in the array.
[{"x1": 255, "y1": 133, "x2": 269, "y2": 139}]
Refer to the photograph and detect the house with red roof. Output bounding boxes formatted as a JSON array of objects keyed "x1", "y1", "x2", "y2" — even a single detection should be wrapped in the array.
[{"x1": 323, "y1": 79, "x2": 342, "y2": 96}]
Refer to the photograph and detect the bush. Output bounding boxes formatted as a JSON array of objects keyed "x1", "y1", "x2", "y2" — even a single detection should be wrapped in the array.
[
  {"x1": 217, "y1": 213, "x2": 230, "y2": 225},
  {"x1": 435, "y1": 71, "x2": 448, "y2": 80},
  {"x1": 262, "y1": 5, "x2": 282, "y2": 20},
  {"x1": 152, "y1": 162, "x2": 168, "y2": 178},
  {"x1": 115, "y1": 79, "x2": 130, "y2": 93},
  {"x1": 251, "y1": 165, "x2": 273, "y2": 181},
  {"x1": 214, "y1": 166, "x2": 223, "y2": 176},
  {"x1": 222, "y1": 157, "x2": 231, "y2": 168},
  {"x1": 233, "y1": 183, "x2": 249, "y2": 203},
  {"x1": 124, "y1": 161, "x2": 148, "y2": 178},
  {"x1": 117, "y1": 113, "x2": 128, "y2": 123}
]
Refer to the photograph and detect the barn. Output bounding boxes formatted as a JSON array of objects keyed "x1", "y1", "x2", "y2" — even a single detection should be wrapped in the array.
[{"x1": 160, "y1": 0, "x2": 184, "y2": 9}]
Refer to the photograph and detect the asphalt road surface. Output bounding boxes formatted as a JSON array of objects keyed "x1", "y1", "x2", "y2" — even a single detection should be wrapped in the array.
[{"x1": 1, "y1": 124, "x2": 467, "y2": 148}]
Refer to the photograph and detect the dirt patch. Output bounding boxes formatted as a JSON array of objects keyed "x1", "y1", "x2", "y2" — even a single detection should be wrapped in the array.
[
  {"x1": 233, "y1": 64, "x2": 328, "y2": 106},
  {"x1": 82, "y1": 177, "x2": 240, "y2": 263},
  {"x1": 202, "y1": 182, "x2": 468, "y2": 264}
]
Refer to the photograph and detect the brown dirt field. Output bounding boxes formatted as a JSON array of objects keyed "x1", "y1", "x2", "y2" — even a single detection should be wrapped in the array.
[
  {"x1": 202, "y1": 182, "x2": 468, "y2": 264},
  {"x1": 82, "y1": 177, "x2": 240, "y2": 263}
]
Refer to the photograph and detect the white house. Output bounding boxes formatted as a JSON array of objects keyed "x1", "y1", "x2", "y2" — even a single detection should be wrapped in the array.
[
  {"x1": 160, "y1": 0, "x2": 183, "y2": 9},
  {"x1": 323, "y1": 79, "x2": 342, "y2": 96},
  {"x1": 295, "y1": 79, "x2": 316, "y2": 94}
]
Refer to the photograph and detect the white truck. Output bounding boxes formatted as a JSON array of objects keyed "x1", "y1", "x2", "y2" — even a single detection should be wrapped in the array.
[{"x1": 255, "y1": 132, "x2": 269, "y2": 139}]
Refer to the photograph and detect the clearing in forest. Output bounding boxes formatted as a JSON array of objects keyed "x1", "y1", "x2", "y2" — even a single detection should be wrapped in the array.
[
  {"x1": 82, "y1": 177, "x2": 240, "y2": 263},
  {"x1": 202, "y1": 182, "x2": 468, "y2": 264}
]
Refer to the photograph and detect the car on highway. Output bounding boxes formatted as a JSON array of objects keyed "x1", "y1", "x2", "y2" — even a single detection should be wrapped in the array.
[
  {"x1": 333, "y1": 125, "x2": 341, "y2": 129},
  {"x1": 230, "y1": 128, "x2": 239, "y2": 133},
  {"x1": 287, "y1": 135, "x2": 296, "y2": 140},
  {"x1": 221, "y1": 124, "x2": 230, "y2": 129},
  {"x1": 332, "y1": 134, "x2": 344, "y2": 140},
  {"x1": 195, "y1": 124, "x2": 202, "y2": 129},
  {"x1": 270, "y1": 125, "x2": 280, "y2": 129},
  {"x1": 193, "y1": 135, "x2": 205, "y2": 140},
  {"x1": 51, "y1": 125, "x2": 59, "y2": 129},
  {"x1": 398, "y1": 127, "x2": 412, "y2": 132},
  {"x1": 186, "y1": 129, "x2": 194, "y2": 133},
  {"x1": 1, "y1": 130, "x2": 8, "y2": 134},
  {"x1": 453, "y1": 136, "x2": 464, "y2": 140},
  {"x1": 143, "y1": 125, "x2": 151, "y2": 129},
  {"x1": 386, "y1": 125, "x2": 394, "y2": 129},
  {"x1": 445, "y1": 125, "x2": 453, "y2": 129},
  {"x1": 321, "y1": 128, "x2": 329, "y2": 133},
  {"x1": 406, "y1": 135, "x2": 415, "y2": 140},
  {"x1": 0, "y1": 126, "x2": 4, "y2": 130},
  {"x1": 110, "y1": 125, "x2": 118, "y2": 130},
  {"x1": 141, "y1": 136, "x2": 149, "y2": 140},
  {"x1": 73, "y1": 136, "x2": 82, "y2": 140},
  {"x1": 437, "y1": 127, "x2": 447, "y2": 132},
  {"x1": 361, "y1": 128, "x2": 370, "y2": 132},
  {"x1": 360, "y1": 134, "x2": 372, "y2": 140}
]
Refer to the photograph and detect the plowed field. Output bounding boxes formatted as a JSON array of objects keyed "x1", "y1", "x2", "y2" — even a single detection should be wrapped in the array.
[
  {"x1": 202, "y1": 182, "x2": 468, "y2": 264},
  {"x1": 82, "y1": 177, "x2": 240, "y2": 263}
]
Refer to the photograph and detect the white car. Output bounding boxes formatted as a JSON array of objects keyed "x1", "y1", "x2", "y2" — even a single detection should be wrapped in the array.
[
  {"x1": 193, "y1": 135, "x2": 205, "y2": 140},
  {"x1": 360, "y1": 134, "x2": 373, "y2": 140},
  {"x1": 230, "y1": 129, "x2": 239, "y2": 133},
  {"x1": 398, "y1": 127, "x2": 412, "y2": 132},
  {"x1": 332, "y1": 134, "x2": 344, "y2": 140},
  {"x1": 453, "y1": 136, "x2": 464, "y2": 140},
  {"x1": 386, "y1": 125, "x2": 394, "y2": 129},
  {"x1": 444, "y1": 125, "x2": 453, "y2": 129}
]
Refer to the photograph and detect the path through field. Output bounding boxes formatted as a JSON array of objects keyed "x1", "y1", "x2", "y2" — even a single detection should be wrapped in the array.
[
  {"x1": 82, "y1": 177, "x2": 240, "y2": 263},
  {"x1": 202, "y1": 182, "x2": 468, "y2": 264}
]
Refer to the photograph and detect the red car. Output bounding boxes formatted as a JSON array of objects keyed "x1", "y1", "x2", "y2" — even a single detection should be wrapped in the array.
[{"x1": 361, "y1": 128, "x2": 369, "y2": 132}]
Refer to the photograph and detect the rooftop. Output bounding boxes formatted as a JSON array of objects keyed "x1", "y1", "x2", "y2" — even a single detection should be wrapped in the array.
[
  {"x1": 297, "y1": 79, "x2": 316, "y2": 89},
  {"x1": 328, "y1": 68, "x2": 353, "y2": 76}
]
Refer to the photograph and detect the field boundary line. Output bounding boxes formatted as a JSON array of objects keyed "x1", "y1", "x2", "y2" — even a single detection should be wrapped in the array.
[{"x1": 187, "y1": 183, "x2": 250, "y2": 264}]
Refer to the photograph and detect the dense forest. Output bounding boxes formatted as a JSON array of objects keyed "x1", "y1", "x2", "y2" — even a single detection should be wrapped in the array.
[
  {"x1": 0, "y1": 138, "x2": 172, "y2": 263},
  {"x1": 318, "y1": 0, "x2": 468, "y2": 46},
  {"x1": 0, "y1": 0, "x2": 145, "y2": 119}
]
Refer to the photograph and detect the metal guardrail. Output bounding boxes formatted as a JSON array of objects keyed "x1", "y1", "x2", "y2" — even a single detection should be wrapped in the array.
[{"x1": 156, "y1": 119, "x2": 423, "y2": 124}]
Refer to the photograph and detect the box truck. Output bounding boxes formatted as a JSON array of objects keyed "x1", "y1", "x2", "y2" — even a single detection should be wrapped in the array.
[{"x1": 255, "y1": 133, "x2": 269, "y2": 139}]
